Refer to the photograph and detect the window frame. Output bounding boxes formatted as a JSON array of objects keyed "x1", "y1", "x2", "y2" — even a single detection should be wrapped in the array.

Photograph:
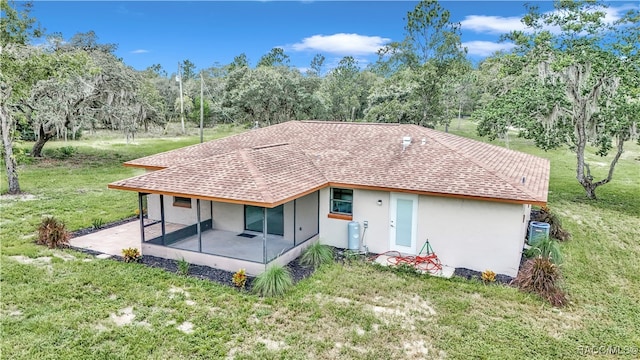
[
  {"x1": 172, "y1": 196, "x2": 192, "y2": 208},
  {"x1": 330, "y1": 188, "x2": 353, "y2": 216}
]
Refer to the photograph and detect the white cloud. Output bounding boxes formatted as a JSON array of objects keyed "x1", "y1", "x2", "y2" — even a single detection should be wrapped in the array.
[
  {"x1": 462, "y1": 41, "x2": 516, "y2": 57},
  {"x1": 289, "y1": 33, "x2": 390, "y2": 56},
  {"x1": 462, "y1": 4, "x2": 637, "y2": 36},
  {"x1": 460, "y1": 15, "x2": 525, "y2": 35},
  {"x1": 130, "y1": 49, "x2": 149, "y2": 54}
]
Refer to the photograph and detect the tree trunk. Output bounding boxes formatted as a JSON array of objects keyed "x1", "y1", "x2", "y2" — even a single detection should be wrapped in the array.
[
  {"x1": 31, "y1": 124, "x2": 53, "y2": 158},
  {"x1": 0, "y1": 106, "x2": 21, "y2": 194}
]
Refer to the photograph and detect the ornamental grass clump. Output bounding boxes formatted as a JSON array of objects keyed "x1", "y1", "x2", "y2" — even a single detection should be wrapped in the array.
[
  {"x1": 513, "y1": 257, "x2": 567, "y2": 307},
  {"x1": 299, "y1": 242, "x2": 334, "y2": 269},
  {"x1": 524, "y1": 237, "x2": 563, "y2": 264},
  {"x1": 37, "y1": 216, "x2": 70, "y2": 249},
  {"x1": 252, "y1": 264, "x2": 293, "y2": 297}
]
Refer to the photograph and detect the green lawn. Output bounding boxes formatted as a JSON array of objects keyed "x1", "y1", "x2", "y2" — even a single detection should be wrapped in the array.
[{"x1": 2, "y1": 121, "x2": 639, "y2": 359}]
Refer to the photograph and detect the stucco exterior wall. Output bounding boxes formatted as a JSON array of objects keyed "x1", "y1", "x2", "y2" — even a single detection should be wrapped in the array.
[
  {"x1": 318, "y1": 187, "x2": 389, "y2": 252},
  {"x1": 295, "y1": 191, "x2": 319, "y2": 243},
  {"x1": 147, "y1": 195, "x2": 212, "y2": 225},
  {"x1": 417, "y1": 196, "x2": 526, "y2": 277},
  {"x1": 283, "y1": 202, "x2": 294, "y2": 241},
  {"x1": 211, "y1": 202, "x2": 244, "y2": 232}
]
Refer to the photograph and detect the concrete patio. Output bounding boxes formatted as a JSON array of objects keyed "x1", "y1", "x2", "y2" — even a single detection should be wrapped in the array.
[
  {"x1": 69, "y1": 220, "x2": 300, "y2": 264},
  {"x1": 69, "y1": 220, "x2": 140, "y2": 256}
]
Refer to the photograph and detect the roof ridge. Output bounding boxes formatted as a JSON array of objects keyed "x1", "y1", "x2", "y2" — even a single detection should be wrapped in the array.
[
  {"x1": 425, "y1": 130, "x2": 542, "y2": 201},
  {"x1": 239, "y1": 149, "x2": 276, "y2": 204}
]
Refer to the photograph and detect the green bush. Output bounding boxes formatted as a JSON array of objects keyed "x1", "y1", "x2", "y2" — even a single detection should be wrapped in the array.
[
  {"x1": 525, "y1": 237, "x2": 563, "y2": 264},
  {"x1": 91, "y1": 218, "x2": 104, "y2": 230},
  {"x1": 177, "y1": 258, "x2": 190, "y2": 276},
  {"x1": 45, "y1": 146, "x2": 77, "y2": 160},
  {"x1": 36, "y1": 216, "x2": 70, "y2": 249},
  {"x1": 299, "y1": 242, "x2": 333, "y2": 269},
  {"x1": 252, "y1": 264, "x2": 293, "y2": 297},
  {"x1": 513, "y1": 257, "x2": 567, "y2": 307}
]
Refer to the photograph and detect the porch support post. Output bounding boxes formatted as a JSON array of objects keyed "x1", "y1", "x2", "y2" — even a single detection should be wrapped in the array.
[
  {"x1": 138, "y1": 193, "x2": 145, "y2": 243},
  {"x1": 293, "y1": 199, "x2": 297, "y2": 247},
  {"x1": 263, "y1": 207, "x2": 267, "y2": 265},
  {"x1": 160, "y1": 195, "x2": 166, "y2": 245},
  {"x1": 197, "y1": 198, "x2": 202, "y2": 253}
]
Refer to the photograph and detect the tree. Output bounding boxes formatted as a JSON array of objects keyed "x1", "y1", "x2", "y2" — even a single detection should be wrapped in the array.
[
  {"x1": 28, "y1": 38, "x2": 150, "y2": 155},
  {"x1": 306, "y1": 54, "x2": 325, "y2": 77},
  {"x1": 475, "y1": 0, "x2": 639, "y2": 199},
  {"x1": 371, "y1": 0, "x2": 467, "y2": 128},
  {"x1": 257, "y1": 47, "x2": 290, "y2": 68},
  {"x1": 180, "y1": 59, "x2": 197, "y2": 81},
  {"x1": 319, "y1": 56, "x2": 362, "y2": 121},
  {"x1": 1, "y1": 1, "x2": 43, "y2": 193}
]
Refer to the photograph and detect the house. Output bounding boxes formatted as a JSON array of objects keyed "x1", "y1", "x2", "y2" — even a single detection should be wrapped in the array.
[{"x1": 108, "y1": 121, "x2": 549, "y2": 276}]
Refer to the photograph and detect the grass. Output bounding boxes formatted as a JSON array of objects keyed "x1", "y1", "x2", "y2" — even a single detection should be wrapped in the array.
[{"x1": 2, "y1": 120, "x2": 639, "y2": 359}]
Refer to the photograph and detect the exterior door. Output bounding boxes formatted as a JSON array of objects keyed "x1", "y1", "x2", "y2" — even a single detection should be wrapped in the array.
[{"x1": 389, "y1": 193, "x2": 418, "y2": 253}]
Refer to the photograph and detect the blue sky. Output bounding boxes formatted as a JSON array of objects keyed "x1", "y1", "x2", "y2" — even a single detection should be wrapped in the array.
[{"x1": 29, "y1": 1, "x2": 637, "y2": 74}]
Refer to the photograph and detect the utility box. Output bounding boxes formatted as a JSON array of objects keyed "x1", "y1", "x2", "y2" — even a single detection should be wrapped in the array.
[
  {"x1": 348, "y1": 221, "x2": 360, "y2": 251},
  {"x1": 528, "y1": 221, "x2": 550, "y2": 245}
]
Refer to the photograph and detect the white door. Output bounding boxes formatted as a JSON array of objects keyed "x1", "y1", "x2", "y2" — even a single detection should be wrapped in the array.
[{"x1": 389, "y1": 193, "x2": 418, "y2": 254}]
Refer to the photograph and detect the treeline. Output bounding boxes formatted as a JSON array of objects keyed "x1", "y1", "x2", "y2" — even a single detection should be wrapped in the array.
[{"x1": 1, "y1": 0, "x2": 638, "y2": 199}]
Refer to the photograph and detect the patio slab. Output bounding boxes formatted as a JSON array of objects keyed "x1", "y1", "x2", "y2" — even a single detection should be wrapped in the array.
[{"x1": 69, "y1": 221, "x2": 140, "y2": 256}]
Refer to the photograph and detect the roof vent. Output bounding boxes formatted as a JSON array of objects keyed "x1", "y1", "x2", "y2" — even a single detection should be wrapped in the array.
[
  {"x1": 402, "y1": 136, "x2": 412, "y2": 152},
  {"x1": 421, "y1": 138, "x2": 427, "y2": 145}
]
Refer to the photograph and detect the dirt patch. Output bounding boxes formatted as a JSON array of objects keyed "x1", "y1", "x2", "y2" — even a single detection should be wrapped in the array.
[
  {"x1": 257, "y1": 337, "x2": 286, "y2": 351},
  {"x1": 0, "y1": 193, "x2": 37, "y2": 202},
  {"x1": 10, "y1": 255, "x2": 52, "y2": 265},
  {"x1": 177, "y1": 321, "x2": 194, "y2": 334},
  {"x1": 110, "y1": 307, "x2": 135, "y2": 326},
  {"x1": 53, "y1": 253, "x2": 76, "y2": 262}
]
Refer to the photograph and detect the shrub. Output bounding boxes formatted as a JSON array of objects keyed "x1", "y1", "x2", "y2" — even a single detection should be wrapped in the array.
[
  {"x1": 45, "y1": 146, "x2": 77, "y2": 160},
  {"x1": 524, "y1": 237, "x2": 563, "y2": 264},
  {"x1": 512, "y1": 257, "x2": 567, "y2": 307},
  {"x1": 299, "y1": 242, "x2": 333, "y2": 268},
  {"x1": 177, "y1": 258, "x2": 190, "y2": 276},
  {"x1": 252, "y1": 264, "x2": 293, "y2": 297},
  {"x1": 36, "y1": 216, "x2": 70, "y2": 248},
  {"x1": 122, "y1": 247, "x2": 141, "y2": 263},
  {"x1": 232, "y1": 269, "x2": 247, "y2": 289},
  {"x1": 532, "y1": 206, "x2": 571, "y2": 241},
  {"x1": 481, "y1": 270, "x2": 496, "y2": 283},
  {"x1": 91, "y1": 218, "x2": 105, "y2": 230}
]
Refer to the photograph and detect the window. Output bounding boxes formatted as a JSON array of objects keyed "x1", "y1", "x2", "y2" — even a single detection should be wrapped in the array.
[
  {"x1": 173, "y1": 196, "x2": 192, "y2": 208},
  {"x1": 331, "y1": 188, "x2": 353, "y2": 215}
]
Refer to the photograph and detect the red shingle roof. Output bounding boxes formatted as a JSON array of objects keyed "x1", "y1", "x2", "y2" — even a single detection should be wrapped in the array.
[{"x1": 109, "y1": 121, "x2": 549, "y2": 206}]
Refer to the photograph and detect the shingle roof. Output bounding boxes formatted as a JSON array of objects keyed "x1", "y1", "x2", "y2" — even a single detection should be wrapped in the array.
[{"x1": 109, "y1": 121, "x2": 550, "y2": 206}]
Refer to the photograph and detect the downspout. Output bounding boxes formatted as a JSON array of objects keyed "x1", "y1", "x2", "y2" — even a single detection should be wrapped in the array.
[{"x1": 293, "y1": 199, "x2": 297, "y2": 247}]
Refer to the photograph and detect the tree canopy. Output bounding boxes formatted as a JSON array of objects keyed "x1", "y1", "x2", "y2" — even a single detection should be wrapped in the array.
[{"x1": 474, "y1": 0, "x2": 639, "y2": 199}]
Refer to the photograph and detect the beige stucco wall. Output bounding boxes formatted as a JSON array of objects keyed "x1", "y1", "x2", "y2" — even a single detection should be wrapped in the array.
[
  {"x1": 211, "y1": 201, "x2": 244, "y2": 232},
  {"x1": 417, "y1": 196, "x2": 526, "y2": 277},
  {"x1": 318, "y1": 188, "x2": 527, "y2": 276},
  {"x1": 318, "y1": 187, "x2": 389, "y2": 252},
  {"x1": 283, "y1": 202, "x2": 294, "y2": 241},
  {"x1": 147, "y1": 195, "x2": 211, "y2": 225},
  {"x1": 295, "y1": 191, "x2": 319, "y2": 243}
]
